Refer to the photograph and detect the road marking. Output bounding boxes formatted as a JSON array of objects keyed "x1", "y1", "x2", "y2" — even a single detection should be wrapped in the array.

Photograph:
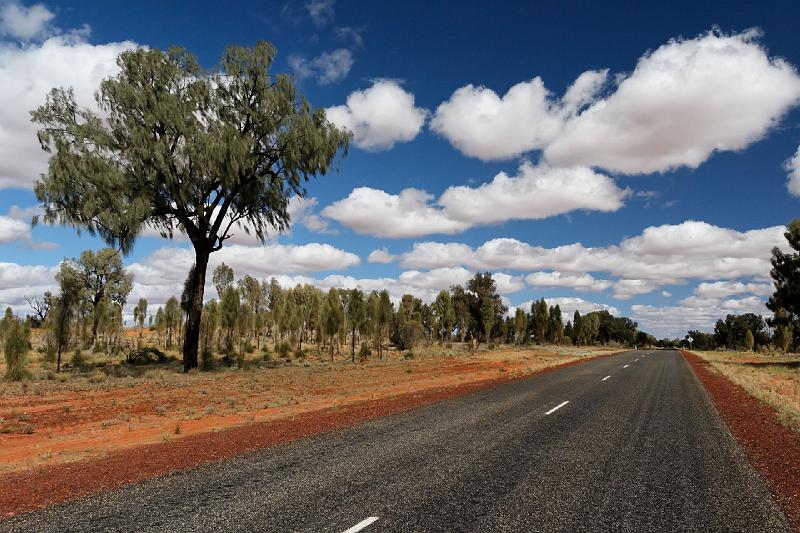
[
  {"x1": 342, "y1": 517, "x2": 379, "y2": 533},
  {"x1": 623, "y1": 364, "x2": 629, "y2": 368},
  {"x1": 602, "y1": 375, "x2": 611, "y2": 381},
  {"x1": 545, "y1": 401, "x2": 569, "y2": 415}
]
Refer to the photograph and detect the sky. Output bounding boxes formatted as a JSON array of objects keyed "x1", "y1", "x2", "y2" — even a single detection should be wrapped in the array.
[{"x1": 1, "y1": 0, "x2": 799, "y2": 338}]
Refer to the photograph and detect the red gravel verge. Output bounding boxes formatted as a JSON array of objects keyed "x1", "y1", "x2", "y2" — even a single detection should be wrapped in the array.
[
  {"x1": 682, "y1": 350, "x2": 800, "y2": 530},
  {"x1": 0, "y1": 353, "x2": 613, "y2": 519}
]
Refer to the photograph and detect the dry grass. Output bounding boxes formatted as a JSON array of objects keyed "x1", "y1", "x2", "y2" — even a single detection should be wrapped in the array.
[
  {"x1": 692, "y1": 350, "x2": 800, "y2": 431},
  {"x1": 0, "y1": 342, "x2": 618, "y2": 473}
]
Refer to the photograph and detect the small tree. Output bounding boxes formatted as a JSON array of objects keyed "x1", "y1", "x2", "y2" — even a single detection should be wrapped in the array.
[
  {"x1": 345, "y1": 288, "x2": 367, "y2": 362},
  {"x1": 3, "y1": 316, "x2": 31, "y2": 381},
  {"x1": 133, "y1": 298, "x2": 148, "y2": 341}
]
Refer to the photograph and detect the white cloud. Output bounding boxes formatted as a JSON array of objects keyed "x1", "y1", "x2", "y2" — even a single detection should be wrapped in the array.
[
  {"x1": 545, "y1": 30, "x2": 800, "y2": 174},
  {"x1": 612, "y1": 279, "x2": 657, "y2": 300},
  {"x1": 367, "y1": 247, "x2": 395, "y2": 264},
  {"x1": 437, "y1": 162, "x2": 628, "y2": 225},
  {"x1": 289, "y1": 48, "x2": 353, "y2": 85},
  {"x1": 0, "y1": 1, "x2": 54, "y2": 40},
  {"x1": 525, "y1": 271, "x2": 611, "y2": 292},
  {"x1": 326, "y1": 80, "x2": 428, "y2": 150},
  {"x1": 0, "y1": 215, "x2": 31, "y2": 243},
  {"x1": 632, "y1": 295, "x2": 768, "y2": 337},
  {"x1": 0, "y1": 34, "x2": 138, "y2": 189},
  {"x1": 391, "y1": 221, "x2": 787, "y2": 290},
  {"x1": 693, "y1": 280, "x2": 773, "y2": 299},
  {"x1": 431, "y1": 77, "x2": 564, "y2": 160},
  {"x1": 492, "y1": 272, "x2": 525, "y2": 295},
  {"x1": 661, "y1": 291, "x2": 672, "y2": 298},
  {"x1": 322, "y1": 163, "x2": 629, "y2": 238},
  {"x1": 321, "y1": 187, "x2": 471, "y2": 238},
  {"x1": 306, "y1": 0, "x2": 335, "y2": 26},
  {"x1": 786, "y1": 145, "x2": 800, "y2": 197}
]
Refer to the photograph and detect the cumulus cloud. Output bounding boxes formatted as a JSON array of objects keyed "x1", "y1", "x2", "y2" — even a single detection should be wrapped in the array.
[
  {"x1": 289, "y1": 48, "x2": 353, "y2": 85},
  {"x1": 0, "y1": 34, "x2": 138, "y2": 189},
  {"x1": 632, "y1": 296, "x2": 768, "y2": 337},
  {"x1": 545, "y1": 30, "x2": 800, "y2": 174},
  {"x1": 786, "y1": 145, "x2": 800, "y2": 197},
  {"x1": 326, "y1": 80, "x2": 428, "y2": 150},
  {"x1": 693, "y1": 280, "x2": 773, "y2": 299},
  {"x1": 0, "y1": 215, "x2": 31, "y2": 243},
  {"x1": 322, "y1": 163, "x2": 628, "y2": 238},
  {"x1": 525, "y1": 271, "x2": 611, "y2": 292},
  {"x1": 612, "y1": 279, "x2": 658, "y2": 300},
  {"x1": 367, "y1": 247, "x2": 395, "y2": 264},
  {"x1": 0, "y1": 1, "x2": 54, "y2": 40},
  {"x1": 390, "y1": 221, "x2": 787, "y2": 289},
  {"x1": 431, "y1": 30, "x2": 800, "y2": 174},
  {"x1": 437, "y1": 162, "x2": 628, "y2": 225},
  {"x1": 321, "y1": 187, "x2": 471, "y2": 238}
]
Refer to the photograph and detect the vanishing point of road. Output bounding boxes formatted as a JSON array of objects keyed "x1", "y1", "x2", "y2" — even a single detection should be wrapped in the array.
[{"x1": 5, "y1": 350, "x2": 789, "y2": 532}]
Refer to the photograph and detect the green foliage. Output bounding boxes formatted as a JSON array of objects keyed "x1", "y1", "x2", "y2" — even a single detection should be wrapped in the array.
[
  {"x1": 4, "y1": 316, "x2": 31, "y2": 381},
  {"x1": 277, "y1": 340, "x2": 292, "y2": 359},
  {"x1": 33, "y1": 42, "x2": 351, "y2": 370}
]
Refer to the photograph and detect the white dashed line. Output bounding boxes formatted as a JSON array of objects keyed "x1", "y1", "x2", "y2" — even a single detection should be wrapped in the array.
[
  {"x1": 342, "y1": 517, "x2": 379, "y2": 533},
  {"x1": 545, "y1": 401, "x2": 570, "y2": 415},
  {"x1": 623, "y1": 364, "x2": 629, "y2": 368},
  {"x1": 602, "y1": 375, "x2": 611, "y2": 381}
]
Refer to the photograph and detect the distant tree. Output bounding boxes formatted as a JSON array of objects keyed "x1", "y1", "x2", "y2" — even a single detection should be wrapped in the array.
[
  {"x1": 513, "y1": 308, "x2": 528, "y2": 345},
  {"x1": 480, "y1": 296, "x2": 496, "y2": 343},
  {"x1": 133, "y1": 298, "x2": 148, "y2": 340},
  {"x1": 344, "y1": 288, "x2": 367, "y2": 362},
  {"x1": 59, "y1": 248, "x2": 133, "y2": 348},
  {"x1": 164, "y1": 296, "x2": 180, "y2": 349},
  {"x1": 573, "y1": 311, "x2": 582, "y2": 346},
  {"x1": 213, "y1": 263, "x2": 235, "y2": 298},
  {"x1": 744, "y1": 329, "x2": 755, "y2": 352},
  {"x1": 450, "y1": 285, "x2": 472, "y2": 343},
  {"x1": 219, "y1": 287, "x2": 240, "y2": 355},
  {"x1": 322, "y1": 288, "x2": 344, "y2": 359},
  {"x1": 432, "y1": 290, "x2": 455, "y2": 343},
  {"x1": 24, "y1": 292, "x2": 52, "y2": 326},
  {"x1": 33, "y1": 42, "x2": 350, "y2": 371},
  {"x1": 548, "y1": 305, "x2": 564, "y2": 345}
]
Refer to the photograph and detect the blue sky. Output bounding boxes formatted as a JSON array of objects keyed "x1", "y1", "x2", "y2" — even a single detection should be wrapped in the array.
[{"x1": 1, "y1": 0, "x2": 799, "y2": 337}]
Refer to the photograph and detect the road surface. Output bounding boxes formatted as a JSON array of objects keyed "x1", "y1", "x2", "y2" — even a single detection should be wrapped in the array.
[{"x1": 4, "y1": 350, "x2": 789, "y2": 532}]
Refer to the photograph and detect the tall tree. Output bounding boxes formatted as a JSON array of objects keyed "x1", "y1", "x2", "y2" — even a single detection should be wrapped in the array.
[
  {"x1": 432, "y1": 289, "x2": 455, "y2": 343},
  {"x1": 33, "y1": 42, "x2": 350, "y2": 371},
  {"x1": 768, "y1": 219, "x2": 800, "y2": 351}
]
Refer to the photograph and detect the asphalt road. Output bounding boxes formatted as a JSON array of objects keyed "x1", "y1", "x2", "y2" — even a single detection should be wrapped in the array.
[{"x1": 5, "y1": 350, "x2": 790, "y2": 532}]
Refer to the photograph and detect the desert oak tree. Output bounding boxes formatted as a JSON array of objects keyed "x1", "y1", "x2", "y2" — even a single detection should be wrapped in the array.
[{"x1": 32, "y1": 42, "x2": 350, "y2": 370}]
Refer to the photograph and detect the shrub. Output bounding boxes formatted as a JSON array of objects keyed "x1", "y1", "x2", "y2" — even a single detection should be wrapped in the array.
[
  {"x1": 358, "y1": 342, "x2": 371, "y2": 360},
  {"x1": 201, "y1": 348, "x2": 215, "y2": 371},
  {"x1": 3, "y1": 318, "x2": 31, "y2": 381},
  {"x1": 277, "y1": 340, "x2": 292, "y2": 359},
  {"x1": 71, "y1": 348, "x2": 85, "y2": 367},
  {"x1": 403, "y1": 349, "x2": 416, "y2": 360}
]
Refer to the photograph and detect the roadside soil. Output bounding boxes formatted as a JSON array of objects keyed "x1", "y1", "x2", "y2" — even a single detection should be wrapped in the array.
[
  {"x1": 683, "y1": 350, "x2": 800, "y2": 530},
  {"x1": 0, "y1": 345, "x2": 616, "y2": 519}
]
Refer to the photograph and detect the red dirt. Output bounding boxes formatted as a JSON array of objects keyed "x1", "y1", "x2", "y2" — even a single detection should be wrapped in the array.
[
  {"x1": 0, "y1": 351, "x2": 612, "y2": 519},
  {"x1": 683, "y1": 350, "x2": 800, "y2": 530}
]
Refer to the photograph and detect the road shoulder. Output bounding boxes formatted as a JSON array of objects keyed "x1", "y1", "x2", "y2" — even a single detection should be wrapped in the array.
[{"x1": 683, "y1": 350, "x2": 800, "y2": 529}]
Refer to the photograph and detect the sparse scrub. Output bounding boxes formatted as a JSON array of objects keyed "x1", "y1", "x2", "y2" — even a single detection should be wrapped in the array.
[{"x1": 4, "y1": 316, "x2": 31, "y2": 381}]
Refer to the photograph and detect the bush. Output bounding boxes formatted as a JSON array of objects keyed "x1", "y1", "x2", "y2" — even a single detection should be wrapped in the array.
[
  {"x1": 403, "y1": 349, "x2": 416, "y2": 360},
  {"x1": 358, "y1": 342, "x2": 371, "y2": 360},
  {"x1": 277, "y1": 340, "x2": 292, "y2": 359},
  {"x1": 201, "y1": 348, "x2": 215, "y2": 371},
  {"x1": 4, "y1": 319, "x2": 30, "y2": 381},
  {"x1": 71, "y1": 348, "x2": 85, "y2": 367}
]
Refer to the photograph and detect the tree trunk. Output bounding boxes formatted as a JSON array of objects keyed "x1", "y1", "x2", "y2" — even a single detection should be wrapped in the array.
[
  {"x1": 183, "y1": 247, "x2": 209, "y2": 372},
  {"x1": 351, "y1": 324, "x2": 356, "y2": 363}
]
